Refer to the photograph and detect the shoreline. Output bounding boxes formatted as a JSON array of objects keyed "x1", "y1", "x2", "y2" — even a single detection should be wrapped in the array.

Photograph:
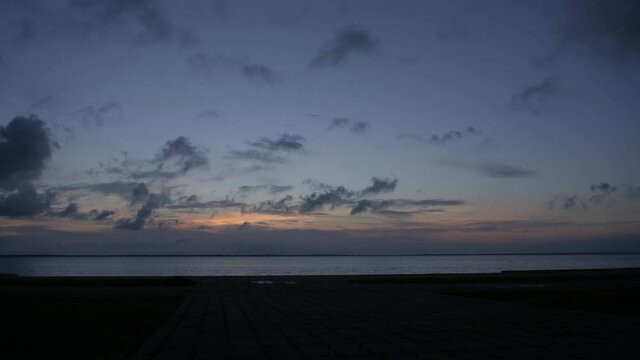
[{"x1": 3, "y1": 266, "x2": 640, "y2": 280}]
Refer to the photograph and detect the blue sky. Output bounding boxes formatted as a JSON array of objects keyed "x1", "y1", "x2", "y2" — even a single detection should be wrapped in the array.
[{"x1": 0, "y1": 0, "x2": 639, "y2": 254}]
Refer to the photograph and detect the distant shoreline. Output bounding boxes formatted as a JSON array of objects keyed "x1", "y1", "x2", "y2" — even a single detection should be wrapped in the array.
[{"x1": 1, "y1": 252, "x2": 639, "y2": 257}]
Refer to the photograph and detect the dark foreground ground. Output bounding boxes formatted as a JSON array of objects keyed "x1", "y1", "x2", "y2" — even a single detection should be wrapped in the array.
[{"x1": 2, "y1": 268, "x2": 640, "y2": 360}]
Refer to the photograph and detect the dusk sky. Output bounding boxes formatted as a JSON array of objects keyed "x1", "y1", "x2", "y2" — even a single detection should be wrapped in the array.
[{"x1": 1, "y1": 0, "x2": 639, "y2": 254}]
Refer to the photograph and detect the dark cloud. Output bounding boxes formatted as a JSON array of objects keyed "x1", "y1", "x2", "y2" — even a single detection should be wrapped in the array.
[
  {"x1": 270, "y1": 185, "x2": 294, "y2": 194},
  {"x1": 361, "y1": 177, "x2": 397, "y2": 196},
  {"x1": 550, "y1": 182, "x2": 640, "y2": 211},
  {"x1": 563, "y1": 195, "x2": 578, "y2": 210},
  {"x1": 0, "y1": 115, "x2": 56, "y2": 217},
  {"x1": 349, "y1": 199, "x2": 372, "y2": 215},
  {"x1": 227, "y1": 149, "x2": 288, "y2": 164},
  {"x1": 249, "y1": 195, "x2": 296, "y2": 215},
  {"x1": 350, "y1": 198, "x2": 464, "y2": 216},
  {"x1": 542, "y1": 0, "x2": 640, "y2": 65},
  {"x1": 79, "y1": 102, "x2": 123, "y2": 127},
  {"x1": 248, "y1": 133, "x2": 305, "y2": 152},
  {"x1": 238, "y1": 185, "x2": 268, "y2": 193},
  {"x1": 299, "y1": 186, "x2": 355, "y2": 213},
  {"x1": 398, "y1": 127, "x2": 479, "y2": 145},
  {"x1": 89, "y1": 209, "x2": 115, "y2": 221},
  {"x1": 311, "y1": 24, "x2": 379, "y2": 68},
  {"x1": 187, "y1": 52, "x2": 279, "y2": 85},
  {"x1": 0, "y1": 185, "x2": 54, "y2": 217},
  {"x1": 350, "y1": 121, "x2": 369, "y2": 134},
  {"x1": 193, "y1": 110, "x2": 220, "y2": 122},
  {"x1": 548, "y1": 194, "x2": 588, "y2": 211},
  {"x1": 477, "y1": 163, "x2": 536, "y2": 178},
  {"x1": 241, "y1": 64, "x2": 279, "y2": 85},
  {"x1": 130, "y1": 183, "x2": 150, "y2": 206},
  {"x1": 239, "y1": 185, "x2": 293, "y2": 195},
  {"x1": 114, "y1": 192, "x2": 170, "y2": 231},
  {"x1": 89, "y1": 136, "x2": 208, "y2": 181},
  {"x1": 154, "y1": 136, "x2": 208, "y2": 175},
  {"x1": 0, "y1": 115, "x2": 55, "y2": 191},
  {"x1": 227, "y1": 134, "x2": 306, "y2": 165},
  {"x1": 57, "y1": 181, "x2": 149, "y2": 205},
  {"x1": 591, "y1": 182, "x2": 617, "y2": 193},
  {"x1": 328, "y1": 117, "x2": 349, "y2": 130},
  {"x1": 510, "y1": 77, "x2": 560, "y2": 115},
  {"x1": 71, "y1": 0, "x2": 197, "y2": 46},
  {"x1": 166, "y1": 199, "x2": 245, "y2": 210},
  {"x1": 55, "y1": 203, "x2": 80, "y2": 218},
  {"x1": 327, "y1": 117, "x2": 370, "y2": 134}
]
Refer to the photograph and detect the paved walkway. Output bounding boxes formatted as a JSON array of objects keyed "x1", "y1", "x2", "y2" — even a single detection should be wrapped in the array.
[{"x1": 138, "y1": 276, "x2": 640, "y2": 360}]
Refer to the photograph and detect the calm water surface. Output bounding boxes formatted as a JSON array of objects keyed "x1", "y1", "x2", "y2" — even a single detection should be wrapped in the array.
[{"x1": 2, "y1": 254, "x2": 640, "y2": 276}]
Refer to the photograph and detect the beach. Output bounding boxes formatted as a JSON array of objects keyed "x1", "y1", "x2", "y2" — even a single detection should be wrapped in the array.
[{"x1": 2, "y1": 268, "x2": 640, "y2": 359}]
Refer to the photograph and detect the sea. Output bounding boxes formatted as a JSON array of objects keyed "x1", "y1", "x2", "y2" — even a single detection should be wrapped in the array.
[{"x1": 1, "y1": 254, "x2": 640, "y2": 277}]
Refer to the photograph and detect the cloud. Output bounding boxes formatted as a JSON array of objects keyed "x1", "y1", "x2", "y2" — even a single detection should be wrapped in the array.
[
  {"x1": 0, "y1": 185, "x2": 55, "y2": 217},
  {"x1": 548, "y1": 195, "x2": 588, "y2": 211},
  {"x1": 91, "y1": 136, "x2": 208, "y2": 181},
  {"x1": 0, "y1": 115, "x2": 56, "y2": 217},
  {"x1": 249, "y1": 195, "x2": 297, "y2": 215},
  {"x1": 248, "y1": 133, "x2": 305, "y2": 152},
  {"x1": 361, "y1": 177, "x2": 398, "y2": 196},
  {"x1": 54, "y1": 203, "x2": 80, "y2": 218},
  {"x1": 130, "y1": 183, "x2": 150, "y2": 206},
  {"x1": 510, "y1": 78, "x2": 560, "y2": 115},
  {"x1": 239, "y1": 185, "x2": 293, "y2": 195},
  {"x1": 114, "y1": 192, "x2": 170, "y2": 231},
  {"x1": 193, "y1": 110, "x2": 220, "y2": 121},
  {"x1": 89, "y1": 209, "x2": 115, "y2": 221},
  {"x1": 187, "y1": 52, "x2": 279, "y2": 85},
  {"x1": 327, "y1": 117, "x2": 370, "y2": 134},
  {"x1": 227, "y1": 150, "x2": 288, "y2": 164},
  {"x1": 227, "y1": 133, "x2": 306, "y2": 165},
  {"x1": 550, "y1": 182, "x2": 640, "y2": 211},
  {"x1": 240, "y1": 64, "x2": 279, "y2": 85},
  {"x1": 350, "y1": 121, "x2": 369, "y2": 134},
  {"x1": 153, "y1": 136, "x2": 208, "y2": 175},
  {"x1": 350, "y1": 198, "x2": 464, "y2": 216},
  {"x1": 56, "y1": 181, "x2": 149, "y2": 205},
  {"x1": 397, "y1": 127, "x2": 479, "y2": 145},
  {"x1": 78, "y1": 102, "x2": 123, "y2": 127},
  {"x1": 477, "y1": 163, "x2": 536, "y2": 178},
  {"x1": 0, "y1": 115, "x2": 55, "y2": 191},
  {"x1": 71, "y1": 0, "x2": 198, "y2": 46},
  {"x1": 166, "y1": 199, "x2": 245, "y2": 210},
  {"x1": 299, "y1": 186, "x2": 355, "y2": 213},
  {"x1": 311, "y1": 24, "x2": 379, "y2": 68},
  {"x1": 445, "y1": 161, "x2": 536, "y2": 179},
  {"x1": 542, "y1": 0, "x2": 640, "y2": 65},
  {"x1": 269, "y1": 185, "x2": 294, "y2": 194}
]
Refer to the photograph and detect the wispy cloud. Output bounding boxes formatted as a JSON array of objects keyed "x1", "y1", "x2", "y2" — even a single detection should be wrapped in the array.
[
  {"x1": 311, "y1": 25, "x2": 379, "y2": 68},
  {"x1": 227, "y1": 133, "x2": 306, "y2": 165},
  {"x1": 397, "y1": 127, "x2": 479, "y2": 145},
  {"x1": 327, "y1": 117, "x2": 370, "y2": 134},
  {"x1": 510, "y1": 78, "x2": 560, "y2": 115},
  {"x1": 187, "y1": 52, "x2": 280, "y2": 85}
]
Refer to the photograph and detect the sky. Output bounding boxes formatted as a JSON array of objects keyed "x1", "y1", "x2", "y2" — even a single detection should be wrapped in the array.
[{"x1": 0, "y1": 0, "x2": 639, "y2": 255}]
